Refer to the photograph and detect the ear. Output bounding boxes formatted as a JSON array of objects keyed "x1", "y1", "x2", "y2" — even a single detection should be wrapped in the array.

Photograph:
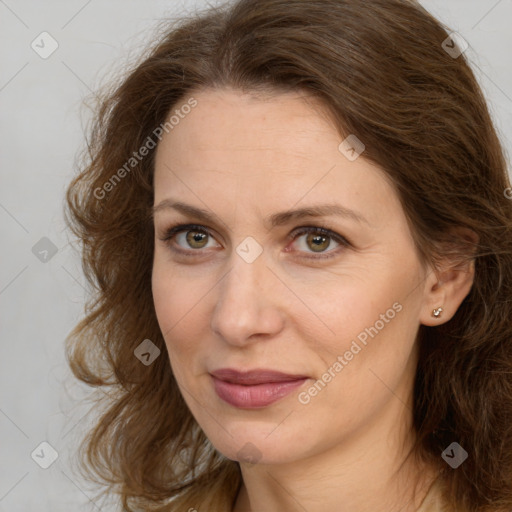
[{"x1": 419, "y1": 228, "x2": 479, "y2": 326}]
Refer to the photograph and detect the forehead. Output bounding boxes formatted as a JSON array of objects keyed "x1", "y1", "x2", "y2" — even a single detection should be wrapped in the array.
[
  {"x1": 157, "y1": 88, "x2": 337, "y2": 159},
  {"x1": 153, "y1": 87, "x2": 400, "y2": 227}
]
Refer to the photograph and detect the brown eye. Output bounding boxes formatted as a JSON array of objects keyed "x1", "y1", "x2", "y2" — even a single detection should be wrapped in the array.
[
  {"x1": 160, "y1": 224, "x2": 221, "y2": 252},
  {"x1": 288, "y1": 226, "x2": 350, "y2": 260},
  {"x1": 185, "y1": 230, "x2": 209, "y2": 249},
  {"x1": 305, "y1": 233, "x2": 331, "y2": 252},
  {"x1": 160, "y1": 223, "x2": 349, "y2": 260}
]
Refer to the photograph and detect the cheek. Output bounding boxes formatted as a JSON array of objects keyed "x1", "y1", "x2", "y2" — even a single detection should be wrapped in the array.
[
  {"x1": 151, "y1": 263, "x2": 174, "y2": 331},
  {"x1": 152, "y1": 261, "x2": 190, "y2": 353},
  {"x1": 287, "y1": 267, "x2": 388, "y2": 337},
  {"x1": 300, "y1": 297, "x2": 418, "y2": 429},
  {"x1": 152, "y1": 251, "x2": 198, "y2": 328},
  {"x1": 151, "y1": 261, "x2": 211, "y2": 369},
  {"x1": 297, "y1": 260, "x2": 421, "y2": 369}
]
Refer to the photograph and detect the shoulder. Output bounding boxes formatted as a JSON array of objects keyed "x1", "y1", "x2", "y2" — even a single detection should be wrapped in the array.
[{"x1": 416, "y1": 477, "x2": 451, "y2": 512}]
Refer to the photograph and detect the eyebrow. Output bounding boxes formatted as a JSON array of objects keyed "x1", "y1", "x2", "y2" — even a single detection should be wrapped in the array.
[{"x1": 152, "y1": 200, "x2": 370, "y2": 228}]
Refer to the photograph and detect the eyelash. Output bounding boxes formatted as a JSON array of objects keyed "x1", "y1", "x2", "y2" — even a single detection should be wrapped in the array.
[{"x1": 158, "y1": 223, "x2": 351, "y2": 260}]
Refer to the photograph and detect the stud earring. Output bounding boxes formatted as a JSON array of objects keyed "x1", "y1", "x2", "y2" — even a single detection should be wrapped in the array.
[{"x1": 432, "y1": 307, "x2": 443, "y2": 318}]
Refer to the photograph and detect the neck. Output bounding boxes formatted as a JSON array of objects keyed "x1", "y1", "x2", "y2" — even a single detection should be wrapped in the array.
[{"x1": 232, "y1": 393, "x2": 440, "y2": 512}]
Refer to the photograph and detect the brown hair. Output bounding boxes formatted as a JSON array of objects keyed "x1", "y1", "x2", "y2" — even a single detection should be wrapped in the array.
[{"x1": 64, "y1": 0, "x2": 512, "y2": 510}]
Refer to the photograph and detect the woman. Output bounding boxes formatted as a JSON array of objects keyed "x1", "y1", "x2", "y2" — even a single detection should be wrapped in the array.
[{"x1": 65, "y1": 0, "x2": 512, "y2": 510}]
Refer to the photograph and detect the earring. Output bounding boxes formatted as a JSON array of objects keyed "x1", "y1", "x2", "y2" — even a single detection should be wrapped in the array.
[{"x1": 432, "y1": 307, "x2": 443, "y2": 318}]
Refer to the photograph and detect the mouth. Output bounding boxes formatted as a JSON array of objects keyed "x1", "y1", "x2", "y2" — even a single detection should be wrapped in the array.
[{"x1": 210, "y1": 368, "x2": 309, "y2": 409}]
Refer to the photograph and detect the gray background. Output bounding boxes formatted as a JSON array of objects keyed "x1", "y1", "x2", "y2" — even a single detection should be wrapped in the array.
[{"x1": 1, "y1": 1, "x2": 511, "y2": 510}]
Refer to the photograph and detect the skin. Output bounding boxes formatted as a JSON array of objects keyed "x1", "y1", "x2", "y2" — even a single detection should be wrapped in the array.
[{"x1": 151, "y1": 88, "x2": 475, "y2": 512}]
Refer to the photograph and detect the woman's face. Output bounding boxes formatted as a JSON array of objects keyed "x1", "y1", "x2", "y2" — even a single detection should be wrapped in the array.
[{"x1": 151, "y1": 87, "x2": 432, "y2": 465}]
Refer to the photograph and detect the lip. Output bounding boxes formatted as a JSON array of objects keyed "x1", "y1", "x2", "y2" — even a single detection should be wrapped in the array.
[
  {"x1": 211, "y1": 368, "x2": 309, "y2": 385},
  {"x1": 210, "y1": 368, "x2": 309, "y2": 409}
]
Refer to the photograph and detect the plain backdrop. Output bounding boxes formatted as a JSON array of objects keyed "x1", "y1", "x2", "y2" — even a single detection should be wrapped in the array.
[{"x1": 1, "y1": 1, "x2": 511, "y2": 510}]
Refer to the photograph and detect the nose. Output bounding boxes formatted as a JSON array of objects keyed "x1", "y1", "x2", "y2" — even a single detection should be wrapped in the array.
[{"x1": 210, "y1": 252, "x2": 285, "y2": 347}]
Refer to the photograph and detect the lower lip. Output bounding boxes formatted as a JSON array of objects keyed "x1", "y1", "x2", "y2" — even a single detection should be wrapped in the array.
[{"x1": 211, "y1": 376, "x2": 308, "y2": 409}]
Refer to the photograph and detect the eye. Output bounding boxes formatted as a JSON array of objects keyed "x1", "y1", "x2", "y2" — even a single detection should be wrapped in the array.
[
  {"x1": 158, "y1": 223, "x2": 350, "y2": 260},
  {"x1": 159, "y1": 223, "x2": 221, "y2": 253},
  {"x1": 286, "y1": 226, "x2": 350, "y2": 259}
]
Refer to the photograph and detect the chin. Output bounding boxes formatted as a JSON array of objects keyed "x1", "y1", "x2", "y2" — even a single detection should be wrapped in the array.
[{"x1": 202, "y1": 421, "x2": 310, "y2": 466}]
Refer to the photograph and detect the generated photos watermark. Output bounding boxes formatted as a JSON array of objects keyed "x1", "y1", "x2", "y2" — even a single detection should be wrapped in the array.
[
  {"x1": 93, "y1": 97, "x2": 198, "y2": 200},
  {"x1": 298, "y1": 301, "x2": 403, "y2": 405}
]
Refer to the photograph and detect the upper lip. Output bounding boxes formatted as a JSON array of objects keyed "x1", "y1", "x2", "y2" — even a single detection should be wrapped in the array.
[{"x1": 210, "y1": 368, "x2": 309, "y2": 385}]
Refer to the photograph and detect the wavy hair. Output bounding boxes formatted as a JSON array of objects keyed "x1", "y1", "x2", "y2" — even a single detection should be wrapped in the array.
[{"x1": 64, "y1": 0, "x2": 512, "y2": 510}]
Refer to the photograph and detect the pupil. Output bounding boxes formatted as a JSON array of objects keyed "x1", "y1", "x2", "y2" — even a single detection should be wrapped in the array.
[
  {"x1": 187, "y1": 231, "x2": 207, "y2": 248},
  {"x1": 309, "y1": 234, "x2": 329, "y2": 252}
]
